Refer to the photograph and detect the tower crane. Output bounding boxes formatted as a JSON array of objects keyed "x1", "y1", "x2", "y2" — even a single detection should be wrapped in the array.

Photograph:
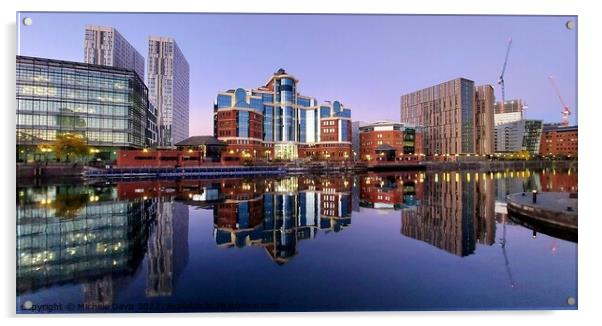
[
  {"x1": 498, "y1": 38, "x2": 513, "y2": 112},
  {"x1": 548, "y1": 76, "x2": 571, "y2": 127}
]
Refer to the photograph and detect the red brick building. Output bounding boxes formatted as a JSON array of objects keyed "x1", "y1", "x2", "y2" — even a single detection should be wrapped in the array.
[
  {"x1": 359, "y1": 121, "x2": 421, "y2": 163},
  {"x1": 539, "y1": 124, "x2": 578, "y2": 157},
  {"x1": 116, "y1": 136, "x2": 227, "y2": 167},
  {"x1": 296, "y1": 116, "x2": 353, "y2": 162}
]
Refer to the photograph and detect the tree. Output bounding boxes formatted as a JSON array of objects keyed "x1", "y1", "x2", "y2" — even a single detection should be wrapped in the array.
[
  {"x1": 51, "y1": 134, "x2": 90, "y2": 162},
  {"x1": 51, "y1": 193, "x2": 89, "y2": 219}
]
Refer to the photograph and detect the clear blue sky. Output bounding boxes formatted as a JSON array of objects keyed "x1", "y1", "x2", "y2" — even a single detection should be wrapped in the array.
[{"x1": 18, "y1": 12, "x2": 577, "y2": 135}]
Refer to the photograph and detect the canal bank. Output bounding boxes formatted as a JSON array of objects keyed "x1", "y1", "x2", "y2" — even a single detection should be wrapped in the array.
[
  {"x1": 16, "y1": 160, "x2": 576, "y2": 179},
  {"x1": 17, "y1": 163, "x2": 87, "y2": 178},
  {"x1": 423, "y1": 160, "x2": 576, "y2": 172},
  {"x1": 507, "y1": 191, "x2": 578, "y2": 242}
]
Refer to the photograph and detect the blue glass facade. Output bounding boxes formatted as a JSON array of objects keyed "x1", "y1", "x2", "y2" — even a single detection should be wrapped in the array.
[
  {"x1": 273, "y1": 107, "x2": 282, "y2": 141},
  {"x1": 299, "y1": 109, "x2": 307, "y2": 143},
  {"x1": 250, "y1": 98, "x2": 262, "y2": 112},
  {"x1": 217, "y1": 94, "x2": 232, "y2": 108},
  {"x1": 234, "y1": 88, "x2": 248, "y2": 107},
  {"x1": 263, "y1": 106, "x2": 274, "y2": 141},
  {"x1": 237, "y1": 111, "x2": 249, "y2": 138},
  {"x1": 340, "y1": 120, "x2": 350, "y2": 142},
  {"x1": 320, "y1": 106, "x2": 331, "y2": 118},
  {"x1": 16, "y1": 56, "x2": 155, "y2": 163},
  {"x1": 297, "y1": 97, "x2": 311, "y2": 107}
]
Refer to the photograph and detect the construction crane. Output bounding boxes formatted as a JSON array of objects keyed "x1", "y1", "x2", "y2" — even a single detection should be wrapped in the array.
[
  {"x1": 548, "y1": 75, "x2": 571, "y2": 127},
  {"x1": 498, "y1": 38, "x2": 513, "y2": 112}
]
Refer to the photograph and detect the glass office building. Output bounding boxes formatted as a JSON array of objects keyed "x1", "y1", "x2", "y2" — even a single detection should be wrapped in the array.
[
  {"x1": 16, "y1": 56, "x2": 155, "y2": 163},
  {"x1": 214, "y1": 69, "x2": 352, "y2": 161}
]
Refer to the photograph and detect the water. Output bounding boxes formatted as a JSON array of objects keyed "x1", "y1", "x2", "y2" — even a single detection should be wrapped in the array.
[{"x1": 16, "y1": 168, "x2": 578, "y2": 312}]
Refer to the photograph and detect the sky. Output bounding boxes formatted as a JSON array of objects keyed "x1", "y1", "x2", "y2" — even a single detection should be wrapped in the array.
[{"x1": 17, "y1": 12, "x2": 577, "y2": 135}]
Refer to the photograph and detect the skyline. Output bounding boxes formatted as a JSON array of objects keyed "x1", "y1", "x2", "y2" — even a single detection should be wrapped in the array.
[{"x1": 17, "y1": 12, "x2": 577, "y2": 135}]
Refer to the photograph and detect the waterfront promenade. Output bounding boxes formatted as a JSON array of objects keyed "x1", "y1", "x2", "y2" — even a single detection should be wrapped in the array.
[{"x1": 17, "y1": 159, "x2": 577, "y2": 179}]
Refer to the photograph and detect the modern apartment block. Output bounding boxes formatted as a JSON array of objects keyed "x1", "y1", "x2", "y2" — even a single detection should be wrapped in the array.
[
  {"x1": 494, "y1": 119, "x2": 543, "y2": 154},
  {"x1": 16, "y1": 56, "x2": 156, "y2": 163},
  {"x1": 474, "y1": 85, "x2": 495, "y2": 155},
  {"x1": 359, "y1": 121, "x2": 421, "y2": 163},
  {"x1": 494, "y1": 99, "x2": 525, "y2": 126},
  {"x1": 539, "y1": 123, "x2": 578, "y2": 156},
  {"x1": 400, "y1": 78, "x2": 494, "y2": 157},
  {"x1": 213, "y1": 69, "x2": 352, "y2": 162},
  {"x1": 148, "y1": 36, "x2": 190, "y2": 147},
  {"x1": 84, "y1": 25, "x2": 145, "y2": 80}
]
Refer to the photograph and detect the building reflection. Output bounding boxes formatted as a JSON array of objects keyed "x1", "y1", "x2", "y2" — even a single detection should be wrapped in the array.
[
  {"x1": 400, "y1": 171, "x2": 496, "y2": 256},
  {"x1": 17, "y1": 169, "x2": 576, "y2": 301},
  {"x1": 539, "y1": 167, "x2": 578, "y2": 193},
  {"x1": 212, "y1": 176, "x2": 353, "y2": 264},
  {"x1": 16, "y1": 184, "x2": 154, "y2": 299},
  {"x1": 360, "y1": 172, "x2": 423, "y2": 209},
  {"x1": 145, "y1": 199, "x2": 189, "y2": 297}
]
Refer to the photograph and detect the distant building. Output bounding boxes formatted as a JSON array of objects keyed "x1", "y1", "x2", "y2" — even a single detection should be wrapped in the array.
[
  {"x1": 359, "y1": 121, "x2": 420, "y2": 163},
  {"x1": 494, "y1": 99, "x2": 526, "y2": 126},
  {"x1": 84, "y1": 25, "x2": 145, "y2": 80},
  {"x1": 351, "y1": 121, "x2": 363, "y2": 161},
  {"x1": 16, "y1": 56, "x2": 156, "y2": 163},
  {"x1": 539, "y1": 124, "x2": 578, "y2": 156},
  {"x1": 148, "y1": 36, "x2": 190, "y2": 146},
  {"x1": 214, "y1": 69, "x2": 352, "y2": 163},
  {"x1": 494, "y1": 119, "x2": 543, "y2": 154},
  {"x1": 400, "y1": 78, "x2": 494, "y2": 156}
]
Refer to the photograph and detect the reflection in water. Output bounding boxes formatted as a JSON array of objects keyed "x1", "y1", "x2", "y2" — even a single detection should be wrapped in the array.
[
  {"x1": 400, "y1": 171, "x2": 496, "y2": 257},
  {"x1": 360, "y1": 172, "x2": 422, "y2": 209},
  {"x1": 146, "y1": 199, "x2": 189, "y2": 297},
  {"x1": 16, "y1": 185, "x2": 154, "y2": 299},
  {"x1": 212, "y1": 177, "x2": 352, "y2": 264},
  {"x1": 16, "y1": 168, "x2": 577, "y2": 310}
]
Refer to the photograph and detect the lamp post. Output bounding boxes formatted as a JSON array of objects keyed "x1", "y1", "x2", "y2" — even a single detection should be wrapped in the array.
[{"x1": 532, "y1": 189, "x2": 538, "y2": 204}]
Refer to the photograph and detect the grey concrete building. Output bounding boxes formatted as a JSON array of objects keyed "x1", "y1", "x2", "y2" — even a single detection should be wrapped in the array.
[{"x1": 494, "y1": 119, "x2": 543, "y2": 154}]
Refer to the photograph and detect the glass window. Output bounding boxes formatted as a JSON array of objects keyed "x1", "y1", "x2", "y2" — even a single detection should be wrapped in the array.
[
  {"x1": 217, "y1": 94, "x2": 232, "y2": 108},
  {"x1": 234, "y1": 88, "x2": 249, "y2": 107},
  {"x1": 238, "y1": 110, "x2": 249, "y2": 138},
  {"x1": 320, "y1": 106, "x2": 330, "y2": 118}
]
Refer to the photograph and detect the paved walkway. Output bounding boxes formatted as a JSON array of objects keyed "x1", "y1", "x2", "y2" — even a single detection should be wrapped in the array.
[{"x1": 506, "y1": 192, "x2": 577, "y2": 230}]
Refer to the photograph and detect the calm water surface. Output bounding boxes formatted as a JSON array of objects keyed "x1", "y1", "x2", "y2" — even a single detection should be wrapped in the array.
[{"x1": 16, "y1": 168, "x2": 577, "y2": 312}]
